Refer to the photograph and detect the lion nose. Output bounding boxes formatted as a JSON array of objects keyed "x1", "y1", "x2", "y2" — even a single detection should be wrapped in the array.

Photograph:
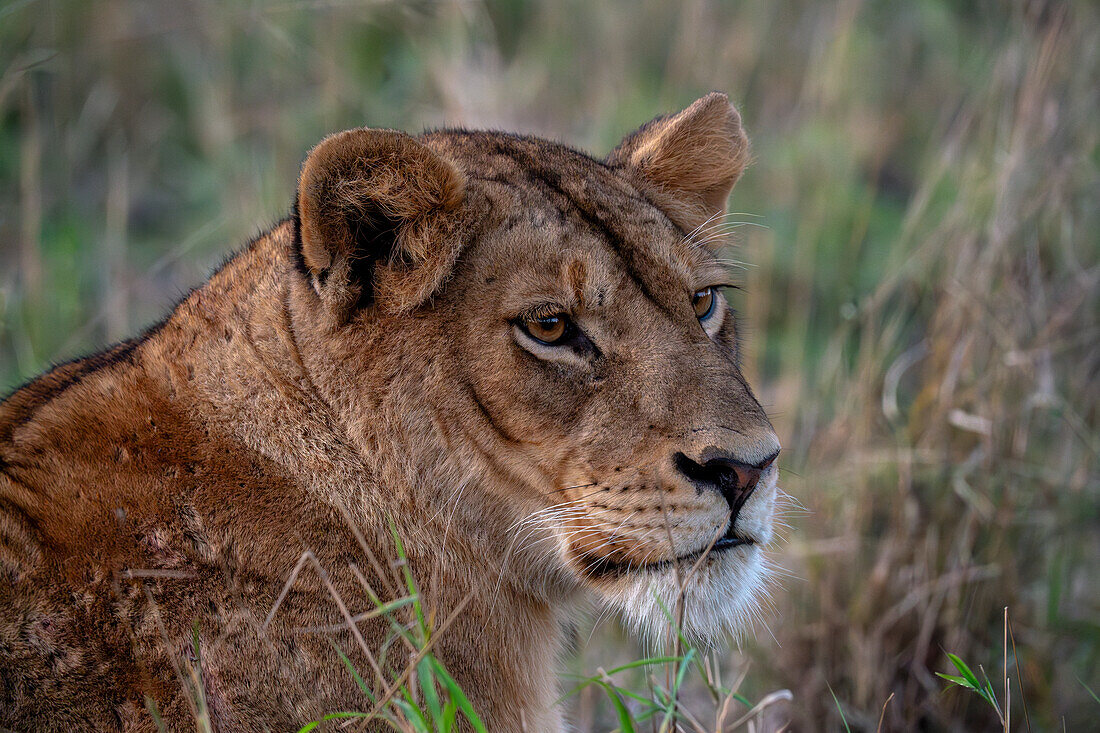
[{"x1": 673, "y1": 449, "x2": 779, "y2": 517}]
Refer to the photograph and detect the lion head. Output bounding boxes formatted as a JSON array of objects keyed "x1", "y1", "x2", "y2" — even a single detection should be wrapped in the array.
[{"x1": 291, "y1": 93, "x2": 781, "y2": 646}]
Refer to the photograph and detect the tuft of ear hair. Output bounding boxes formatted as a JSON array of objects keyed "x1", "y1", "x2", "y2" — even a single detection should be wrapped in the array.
[
  {"x1": 295, "y1": 128, "x2": 465, "y2": 318},
  {"x1": 607, "y1": 92, "x2": 750, "y2": 234}
]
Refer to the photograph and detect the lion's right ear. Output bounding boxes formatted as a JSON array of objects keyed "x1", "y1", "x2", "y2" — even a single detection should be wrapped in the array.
[
  {"x1": 607, "y1": 93, "x2": 749, "y2": 235},
  {"x1": 295, "y1": 128, "x2": 465, "y2": 319}
]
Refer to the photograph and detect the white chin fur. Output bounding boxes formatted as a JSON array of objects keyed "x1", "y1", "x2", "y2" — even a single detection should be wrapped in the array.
[{"x1": 603, "y1": 545, "x2": 772, "y2": 647}]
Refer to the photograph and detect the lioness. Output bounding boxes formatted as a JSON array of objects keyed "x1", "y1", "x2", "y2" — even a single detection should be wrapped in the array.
[{"x1": 0, "y1": 93, "x2": 780, "y2": 731}]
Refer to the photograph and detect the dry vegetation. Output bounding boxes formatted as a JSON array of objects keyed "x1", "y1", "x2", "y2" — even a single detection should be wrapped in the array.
[{"x1": 1, "y1": 0, "x2": 1097, "y2": 730}]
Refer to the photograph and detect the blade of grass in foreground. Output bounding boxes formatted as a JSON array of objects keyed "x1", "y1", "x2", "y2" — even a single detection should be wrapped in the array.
[
  {"x1": 429, "y1": 657, "x2": 488, "y2": 733},
  {"x1": 331, "y1": 641, "x2": 376, "y2": 703},
  {"x1": 1078, "y1": 676, "x2": 1100, "y2": 706},
  {"x1": 297, "y1": 712, "x2": 368, "y2": 733},
  {"x1": 937, "y1": 651, "x2": 1003, "y2": 720},
  {"x1": 595, "y1": 679, "x2": 637, "y2": 733},
  {"x1": 827, "y1": 681, "x2": 852, "y2": 733},
  {"x1": 557, "y1": 656, "x2": 683, "y2": 703},
  {"x1": 417, "y1": 656, "x2": 445, "y2": 729}
]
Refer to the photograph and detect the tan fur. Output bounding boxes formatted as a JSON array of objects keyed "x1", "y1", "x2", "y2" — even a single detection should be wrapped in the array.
[{"x1": 0, "y1": 93, "x2": 779, "y2": 731}]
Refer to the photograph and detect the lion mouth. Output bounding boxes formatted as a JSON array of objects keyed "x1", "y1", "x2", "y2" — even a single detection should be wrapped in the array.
[
  {"x1": 708, "y1": 535, "x2": 754, "y2": 552},
  {"x1": 675, "y1": 533, "x2": 755, "y2": 565},
  {"x1": 577, "y1": 534, "x2": 756, "y2": 579}
]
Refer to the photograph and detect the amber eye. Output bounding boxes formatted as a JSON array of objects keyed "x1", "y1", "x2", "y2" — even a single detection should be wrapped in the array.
[
  {"x1": 522, "y1": 314, "x2": 569, "y2": 345},
  {"x1": 692, "y1": 287, "x2": 716, "y2": 320}
]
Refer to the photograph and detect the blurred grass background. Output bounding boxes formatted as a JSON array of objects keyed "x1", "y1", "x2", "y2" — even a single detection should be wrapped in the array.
[{"x1": 1, "y1": 0, "x2": 1097, "y2": 729}]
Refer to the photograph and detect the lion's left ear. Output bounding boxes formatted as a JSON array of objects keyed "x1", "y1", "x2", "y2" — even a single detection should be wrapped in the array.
[
  {"x1": 295, "y1": 128, "x2": 465, "y2": 320},
  {"x1": 607, "y1": 92, "x2": 750, "y2": 233}
]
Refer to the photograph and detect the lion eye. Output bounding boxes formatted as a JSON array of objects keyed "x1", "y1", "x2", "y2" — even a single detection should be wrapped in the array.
[
  {"x1": 692, "y1": 287, "x2": 716, "y2": 321},
  {"x1": 522, "y1": 314, "x2": 569, "y2": 345}
]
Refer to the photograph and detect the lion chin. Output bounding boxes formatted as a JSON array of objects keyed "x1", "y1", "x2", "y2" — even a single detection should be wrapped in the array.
[{"x1": 608, "y1": 545, "x2": 772, "y2": 647}]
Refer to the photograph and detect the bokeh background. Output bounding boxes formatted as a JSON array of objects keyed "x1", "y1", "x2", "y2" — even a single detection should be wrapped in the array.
[{"x1": 1, "y1": 0, "x2": 1097, "y2": 729}]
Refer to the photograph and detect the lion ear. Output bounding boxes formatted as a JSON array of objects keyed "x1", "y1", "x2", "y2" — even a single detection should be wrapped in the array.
[
  {"x1": 607, "y1": 92, "x2": 749, "y2": 233},
  {"x1": 295, "y1": 128, "x2": 465, "y2": 319}
]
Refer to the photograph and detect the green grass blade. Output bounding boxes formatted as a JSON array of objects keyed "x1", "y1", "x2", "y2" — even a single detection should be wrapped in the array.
[
  {"x1": 945, "y1": 652, "x2": 982, "y2": 689},
  {"x1": 936, "y1": 672, "x2": 977, "y2": 690},
  {"x1": 977, "y1": 666, "x2": 1003, "y2": 718},
  {"x1": 297, "y1": 711, "x2": 370, "y2": 732},
  {"x1": 603, "y1": 683, "x2": 663, "y2": 708},
  {"x1": 442, "y1": 700, "x2": 458, "y2": 731},
  {"x1": 428, "y1": 657, "x2": 488, "y2": 733},
  {"x1": 603, "y1": 656, "x2": 684, "y2": 676},
  {"x1": 368, "y1": 595, "x2": 419, "y2": 617},
  {"x1": 654, "y1": 648, "x2": 697, "y2": 731},
  {"x1": 387, "y1": 518, "x2": 427, "y2": 638},
  {"x1": 392, "y1": 698, "x2": 431, "y2": 733},
  {"x1": 672, "y1": 648, "x2": 695, "y2": 693},
  {"x1": 144, "y1": 695, "x2": 167, "y2": 733},
  {"x1": 323, "y1": 712, "x2": 370, "y2": 720},
  {"x1": 595, "y1": 681, "x2": 637, "y2": 733},
  {"x1": 1078, "y1": 676, "x2": 1100, "y2": 705},
  {"x1": 557, "y1": 656, "x2": 684, "y2": 703},
  {"x1": 330, "y1": 640, "x2": 376, "y2": 703},
  {"x1": 826, "y1": 681, "x2": 852, "y2": 733},
  {"x1": 417, "y1": 656, "x2": 444, "y2": 728}
]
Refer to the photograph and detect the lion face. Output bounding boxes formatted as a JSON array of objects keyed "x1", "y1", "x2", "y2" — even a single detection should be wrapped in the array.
[
  {"x1": 438, "y1": 146, "x2": 780, "y2": 645},
  {"x1": 294, "y1": 93, "x2": 780, "y2": 644}
]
